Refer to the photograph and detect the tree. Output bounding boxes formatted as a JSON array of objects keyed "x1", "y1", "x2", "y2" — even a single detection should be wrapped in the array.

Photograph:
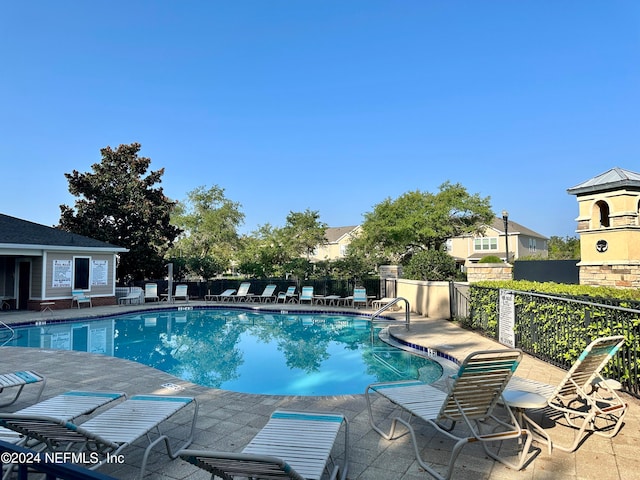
[
  {"x1": 59, "y1": 143, "x2": 181, "y2": 282},
  {"x1": 236, "y1": 210, "x2": 327, "y2": 279},
  {"x1": 170, "y1": 185, "x2": 244, "y2": 279},
  {"x1": 280, "y1": 210, "x2": 326, "y2": 259},
  {"x1": 353, "y1": 182, "x2": 494, "y2": 264},
  {"x1": 403, "y1": 249, "x2": 460, "y2": 281},
  {"x1": 236, "y1": 225, "x2": 289, "y2": 278},
  {"x1": 548, "y1": 235, "x2": 581, "y2": 260}
]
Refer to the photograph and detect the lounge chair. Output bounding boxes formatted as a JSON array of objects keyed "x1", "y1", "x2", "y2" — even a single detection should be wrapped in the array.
[
  {"x1": 298, "y1": 286, "x2": 314, "y2": 304},
  {"x1": 366, "y1": 349, "x2": 530, "y2": 479},
  {"x1": 0, "y1": 371, "x2": 46, "y2": 408},
  {"x1": 179, "y1": 409, "x2": 349, "y2": 480},
  {"x1": 232, "y1": 282, "x2": 252, "y2": 302},
  {"x1": 144, "y1": 283, "x2": 160, "y2": 302},
  {"x1": 371, "y1": 297, "x2": 396, "y2": 310},
  {"x1": 0, "y1": 394, "x2": 198, "y2": 480},
  {"x1": 0, "y1": 390, "x2": 125, "y2": 446},
  {"x1": 276, "y1": 286, "x2": 297, "y2": 303},
  {"x1": 204, "y1": 289, "x2": 236, "y2": 302},
  {"x1": 173, "y1": 284, "x2": 189, "y2": 303},
  {"x1": 503, "y1": 335, "x2": 627, "y2": 454},
  {"x1": 350, "y1": 287, "x2": 368, "y2": 308},
  {"x1": 118, "y1": 287, "x2": 143, "y2": 305},
  {"x1": 71, "y1": 290, "x2": 92, "y2": 309},
  {"x1": 253, "y1": 284, "x2": 277, "y2": 303}
]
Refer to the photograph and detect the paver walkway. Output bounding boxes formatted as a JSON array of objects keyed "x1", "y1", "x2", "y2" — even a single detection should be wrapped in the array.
[{"x1": 1, "y1": 302, "x2": 638, "y2": 479}]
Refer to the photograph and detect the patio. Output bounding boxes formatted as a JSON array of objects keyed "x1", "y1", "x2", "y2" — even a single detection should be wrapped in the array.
[{"x1": 1, "y1": 302, "x2": 639, "y2": 479}]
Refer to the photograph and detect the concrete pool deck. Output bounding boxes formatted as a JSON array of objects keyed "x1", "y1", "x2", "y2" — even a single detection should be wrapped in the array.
[{"x1": 1, "y1": 302, "x2": 639, "y2": 479}]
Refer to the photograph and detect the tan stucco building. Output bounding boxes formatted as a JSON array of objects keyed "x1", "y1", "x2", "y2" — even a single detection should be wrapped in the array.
[
  {"x1": 310, "y1": 225, "x2": 362, "y2": 262},
  {"x1": 567, "y1": 167, "x2": 640, "y2": 288},
  {"x1": 446, "y1": 217, "x2": 548, "y2": 267}
]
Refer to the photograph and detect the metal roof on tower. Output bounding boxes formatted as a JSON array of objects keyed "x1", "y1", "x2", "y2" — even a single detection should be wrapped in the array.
[{"x1": 567, "y1": 167, "x2": 640, "y2": 196}]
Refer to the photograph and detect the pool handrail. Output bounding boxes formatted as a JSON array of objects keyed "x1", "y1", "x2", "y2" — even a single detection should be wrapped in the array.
[{"x1": 371, "y1": 297, "x2": 410, "y2": 330}]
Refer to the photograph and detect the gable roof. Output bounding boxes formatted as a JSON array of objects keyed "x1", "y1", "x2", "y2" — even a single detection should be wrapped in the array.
[
  {"x1": 323, "y1": 226, "x2": 360, "y2": 244},
  {"x1": 0, "y1": 214, "x2": 127, "y2": 252},
  {"x1": 567, "y1": 167, "x2": 640, "y2": 196},
  {"x1": 487, "y1": 217, "x2": 548, "y2": 239}
]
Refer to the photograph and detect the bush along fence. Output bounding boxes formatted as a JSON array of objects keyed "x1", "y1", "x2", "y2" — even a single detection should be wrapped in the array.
[{"x1": 465, "y1": 285, "x2": 640, "y2": 398}]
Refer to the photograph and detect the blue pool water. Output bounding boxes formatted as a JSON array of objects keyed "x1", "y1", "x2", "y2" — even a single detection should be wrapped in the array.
[{"x1": 6, "y1": 308, "x2": 443, "y2": 396}]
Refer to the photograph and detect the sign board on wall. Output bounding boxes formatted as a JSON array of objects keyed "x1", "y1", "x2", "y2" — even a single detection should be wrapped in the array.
[
  {"x1": 91, "y1": 260, "x2": 108, "y2": 286},
  {"x1": 52, "y1": 260, "x2": 72, "y2": 288},
  {"x1": 499, "y1": 289, "x2": 515, "y2": 348}
]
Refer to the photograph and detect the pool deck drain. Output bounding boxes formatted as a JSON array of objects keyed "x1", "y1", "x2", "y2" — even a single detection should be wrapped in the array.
[{"x1": 1, "y1": 301, "x2": 639, "y2": 479}]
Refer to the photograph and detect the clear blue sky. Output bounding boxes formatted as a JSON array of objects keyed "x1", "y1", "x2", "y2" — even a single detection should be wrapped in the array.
[{"x1": 1, "y1": 1, "x2": 638, "y2": 239}]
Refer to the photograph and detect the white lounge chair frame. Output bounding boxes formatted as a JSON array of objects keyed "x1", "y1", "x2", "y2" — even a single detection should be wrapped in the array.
[
  {"x1": 504, "y1": 335, "x2": 627, "y2": 453},
  {"x1": 179, "y1": 410, "x2": 349, "y2": 480},
  {"x1": 256, "y1": 284, "x2": 278, "y2": 303},
  {"x1": 71, "y1": 290, "x2": 92, "y2": 309},
  {"x1": 205, "y1": 288, "x2": 236, "y2": 302},
  {"x1": 371, "y1": 297, "x2": 396, "y2": 310},
  {"x1": 276, "y1": 286, "x2": 297, "y2": 303},
  {"x1": 366, "y1": 349, "x2": 530, "y2": 480},
  {"x1": 0, "y1": 390, "x2": 126, "y2": 472},
  {"x1": 118, "y1": 287, "x2": 143, "y2": 305},
  {"x1": 0, "y1": 371, "x2": 46, "y2": 408},
  {"x1": 299, "y1": 286, "x2": 314, "y2": 304},
  {"x1": 0, "y1": 394, "x2": 198, "y2": 480},
  {"x1": 144, "y1": 283, "x2": 160, "y2": 302},
  {"x1": 351, "y1": 287, "x2": 368, "y2": 308},
  {"x1": 173, "y1": 284, "x2": 189, "y2": 303},
  {"x1": 232, "y1": 282, "x2": 252, "y2": 302}
]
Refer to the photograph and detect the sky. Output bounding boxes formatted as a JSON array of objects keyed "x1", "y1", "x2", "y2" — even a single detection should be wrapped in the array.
[{"x1": 1, "y1": 1, "x2": 639, "y2": 239}]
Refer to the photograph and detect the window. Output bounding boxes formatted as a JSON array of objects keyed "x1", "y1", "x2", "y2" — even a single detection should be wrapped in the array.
[
  {"x1": 528, "y1": 238, "x2": 537, "y2": 252},
  {"x1": 474, "y1": 237, "x2": 498, "y2": 251},
  {"x1": 74, "y1": 257, "x2": 90, "y2": 290},
  {"x1": 594, "y1": 200, "x2": 610, "y2": 228}
]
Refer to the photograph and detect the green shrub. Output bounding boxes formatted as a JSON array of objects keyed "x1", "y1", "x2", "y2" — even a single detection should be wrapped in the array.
[
  {"x1": 403, "y1": 250, "x2": 460, "y2": 281},
  {"x1": 466, "y1": 280, "x2": 640, "y2": 388},
  {"x1": 478, "y1": 255, "x2": 503, "y2": 263}
]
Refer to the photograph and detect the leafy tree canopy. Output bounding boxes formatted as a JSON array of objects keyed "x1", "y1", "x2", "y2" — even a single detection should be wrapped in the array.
[
  {"x1": 58, "y1": 143, "x2": 181, "y2": 282},
  {"x1": 282, "y1": 209, "x2": 328, "y2": 260},
  {"x1": 548, "y1": 235, "x2": 581, "y2": 260},
  {"x1": 170, "y1": 185, "x2": 244, "y2": 278},
  {"x1": 236, "y1": 210, "x2": 327, "y2": 279},
  {"x1": 355, "y1": 181, "x2": 494, "y2": 264}
]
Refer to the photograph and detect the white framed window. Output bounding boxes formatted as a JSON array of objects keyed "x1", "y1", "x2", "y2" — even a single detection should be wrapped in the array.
[
  {"x1": 529, "y1": 238, "x2": 537, "y2": 252},
  {"x1": 473, "y1": 237, "x2": 498, "y2": 251}
]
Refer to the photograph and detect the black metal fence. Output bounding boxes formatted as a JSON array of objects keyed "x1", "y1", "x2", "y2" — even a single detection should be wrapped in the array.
[
  {"x1": 468, "y1": 286, "x2": 640, "y2": 398},
  {"x1": 513, "y1": 259, "x2": 580, "y2": 284}
]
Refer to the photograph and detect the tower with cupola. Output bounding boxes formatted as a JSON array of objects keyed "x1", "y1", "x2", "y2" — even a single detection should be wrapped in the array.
[{"x1": 567, "y1": 167, "x2": 640, "y2": 288}]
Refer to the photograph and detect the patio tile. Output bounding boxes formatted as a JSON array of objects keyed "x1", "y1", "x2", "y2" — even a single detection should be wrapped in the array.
[{"x1": 1, "y1": 302, "x2": 638, "y2": 479}]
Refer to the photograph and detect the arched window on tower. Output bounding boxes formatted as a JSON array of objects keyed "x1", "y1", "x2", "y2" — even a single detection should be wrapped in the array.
[{"x1": 594, "y1": 200, "x2": 610, "y2": 228}]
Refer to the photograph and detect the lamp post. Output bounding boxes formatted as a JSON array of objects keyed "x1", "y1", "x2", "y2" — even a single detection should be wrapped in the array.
[{"x1": 502, "y1": 210, "x2": 510, "y2": 263}]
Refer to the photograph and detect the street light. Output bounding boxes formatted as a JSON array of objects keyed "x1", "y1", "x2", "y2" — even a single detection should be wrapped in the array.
[{"x1": 502, "y1": 210, "x2": 509, "y2": 263}]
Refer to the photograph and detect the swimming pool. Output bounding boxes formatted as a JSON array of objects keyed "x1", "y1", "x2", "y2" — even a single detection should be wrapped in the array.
[{"x1": 5, "y1": 308, "x2": 443, "y2": 396}]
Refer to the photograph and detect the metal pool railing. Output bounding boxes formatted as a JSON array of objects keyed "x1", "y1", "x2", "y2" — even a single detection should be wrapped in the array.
[
  {"x1": 370, "y1": 297, "x2": 410, "y2": 330},
  {"x1": 0, "y1": 318, "x2": 15, "y2": 347}
]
